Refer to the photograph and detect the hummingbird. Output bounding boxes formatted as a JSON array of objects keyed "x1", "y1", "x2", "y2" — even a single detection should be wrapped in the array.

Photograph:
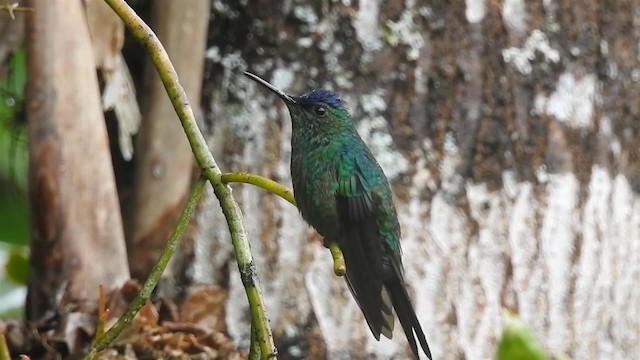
[{"x1": 244, "y1": 71, "x2": 432, "y2": 360}]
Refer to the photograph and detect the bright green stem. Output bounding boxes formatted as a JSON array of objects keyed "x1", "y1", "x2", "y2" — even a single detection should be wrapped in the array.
[
  {"x1": 84, "y1": 176, "x2": 207, "y2": 359},
  {"x1": 221, "y1": 172, "x2": 346, "y2": 277},
  {"x1": 221, "y1": 172, "x2": 295, "y2": 206},
  {"x1": 249, "y1": 323, "x2": 261, "y2": 360},
  {"x1": 102, "y1": 1, "x2": 276, "y2": 358}
]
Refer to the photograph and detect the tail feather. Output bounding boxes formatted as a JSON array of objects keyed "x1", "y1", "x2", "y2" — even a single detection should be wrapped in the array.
[
  {"x1": 380, "y1": 287, "x2": 395, "y2": 338},
  {"x1": 389, "y1": 281, "x2": 432, "y2": 360}
]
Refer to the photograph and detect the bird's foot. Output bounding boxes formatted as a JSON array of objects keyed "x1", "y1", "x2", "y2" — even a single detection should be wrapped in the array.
[{"x1": 327, "y1": 241, "x2": 346, "y2": 276}]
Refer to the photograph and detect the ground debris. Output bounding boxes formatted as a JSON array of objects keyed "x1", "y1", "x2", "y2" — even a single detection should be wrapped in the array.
[{"x1": 1, "y1": 282, "x2": 245, "y2": 359}]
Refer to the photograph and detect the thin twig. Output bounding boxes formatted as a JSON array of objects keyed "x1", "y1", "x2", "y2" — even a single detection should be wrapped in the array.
[{"x1": 84, "y1": 176, "x2": 207, "y2": 359}]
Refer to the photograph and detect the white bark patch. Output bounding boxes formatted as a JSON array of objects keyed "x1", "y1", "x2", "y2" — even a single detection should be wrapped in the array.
[
  {"x1": 276, "y1": 106, "x2": 293, "y2": 182},
  {"x1": 293, "y1": 5, "x2": 319, "y2": 24},
  {"x1": 543, "y1": 72, "x2": 597, "y2": 129},
  {"x1": 502, "y1": 0, "x2": 527, "y2": 33},
  {"x1": 226, "y1": 262, "x2": 249, "y2": 348},
  {"x1": 599, "y1": 116, "x2": 622, "y2": 156},
  {"x1": 357, "y1": 116, "x2": 408, "y2": 179},
  {"x1": 440, "y1": 131, "x2": 461, "y2": 186},
  {"x1": 305, "y1": 246, "x2": 362, "y2": 359},
  {"x1": 502, "y1": 29, "x2": 560, "y2": 74},
  {"x1": 205, "y1": 48, "x2": 247, "y2": 99},
  {"x1": 465, "y1": 0, "x2": 486, "y2": 23},
  {"x1": 268, "y1": 202, "x2": 310, "y2": 322},
  {"x1": 356, "y1": 92, "x2": 408, "y2": 179},
  {"x1": 609, "y1": 174, "x2": 640, "y2": 358},
  {"x1": 463, "y1": 182, "x2": 509, "y2": 358},
  {"x1": 394, "y1": 157, "x2": 435, "y2": 358},
  {"x1": 428, "y1": 191, "x2": 470, "y2": 359},
  {"x1": 573, "y1": 166, "x2": 610, "y2": 359},
  {"x1": 360, "y1": 91, "x2": 386, "y2": 113},
  {"x1": 385, "y1": 9, "x2": 425, "y2": 60},
  {"x1": 364, "y1": 330, "x2": 399, "y2": 359},
  {"x1": 354, "y1": 0, "x2": 382, "y2": 51},
  {"x1": 271, "y1": 68, "x2": 295, "y2": 91},
  {"x1": 570, "y1": 168, "x2": 640, "y2": 359},
  {"x1": 507, "y1": 181, "x2": 547, "y2": 338},
  {"x1": 540, "y1": 173, "x2": 578, "y2": 353},
  {"x1": 193, "y1": 187, "x2": 233, "y2": 283}
]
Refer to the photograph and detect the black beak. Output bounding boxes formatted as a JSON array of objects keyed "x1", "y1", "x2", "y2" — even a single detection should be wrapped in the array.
[{"x1": 243, "y1": 71, "x2": 297, "y2": 105}]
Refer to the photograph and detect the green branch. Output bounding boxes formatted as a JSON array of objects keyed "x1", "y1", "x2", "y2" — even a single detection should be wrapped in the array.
[
  {"x1": 221, "y1": 173, "x2": 295, "y2": 206},
  {"x1": 249, "y1": 323, "x2": 261, "y2": 360},
  {"x1": 84, "y1": 176, "x2": 207, "y2": 359},
  {"x1": 221, "y1": 172, "x2": 346, "y2": 277},
  {"x1": 97, "y1": 1, "x2": 277, "y2": 359}
]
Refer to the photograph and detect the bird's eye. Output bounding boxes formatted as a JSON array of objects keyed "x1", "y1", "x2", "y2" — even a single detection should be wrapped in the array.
[{"x1": 313, "y1": 105, "x2": 327, "y2": 117}]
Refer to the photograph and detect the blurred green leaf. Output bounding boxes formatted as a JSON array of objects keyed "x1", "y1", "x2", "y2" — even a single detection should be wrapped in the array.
[
  {"x1": 0, "y1": 48, "x2": 26, "y2": 122},
  {"x1": 0, "y1": 47, "x2": 28, "y2": 190},
  {"x1": 0, "y1": 126, "x2": 27, "y2": 193},
  {"x1": 5, "y1": 250, "x2": 28, "y2": 285},
  {"x1": 0, "y1": 48, "x2": 28, "y2": 248},
  {"x1": 0, "y1": 191, "x2": 28, "y2": 246},
  {"x1": 496, "y1": 309, "x2": 548, "y2": 360}
]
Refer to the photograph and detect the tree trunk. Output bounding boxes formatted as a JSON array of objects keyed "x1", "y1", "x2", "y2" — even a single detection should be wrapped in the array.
[
  {"x1": 25, "y1": 0, "x2": 129, "y2": 324},
  {"x1": 126, "y1": 0, "x2": 210, "y2": 282},
  {"x1": 202, "y1": 1, "x2": 640, "y2": 359}
]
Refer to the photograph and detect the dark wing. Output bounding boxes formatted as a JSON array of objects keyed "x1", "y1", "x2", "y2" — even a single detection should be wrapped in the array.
[
  {"x1": 340, "y1": 150, "x2": 433, "y2": 359},
  {"x1": 335, "y1": 149, "x2": 395, "y2": 339}
]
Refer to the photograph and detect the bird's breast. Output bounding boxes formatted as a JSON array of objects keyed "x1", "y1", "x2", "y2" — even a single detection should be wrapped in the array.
[{"x1": 290, "y1": 148, "x2": 341, "y2": 240}]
